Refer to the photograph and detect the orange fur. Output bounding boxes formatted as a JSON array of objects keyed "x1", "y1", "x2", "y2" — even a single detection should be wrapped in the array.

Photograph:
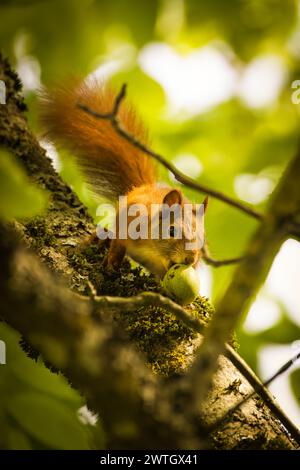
[
  {"x1": 39, "y1": 78, "x2": 156, "y2": 201},
  {"x1": 39, "y1": 78, "x2": 203, "y2": 278}
]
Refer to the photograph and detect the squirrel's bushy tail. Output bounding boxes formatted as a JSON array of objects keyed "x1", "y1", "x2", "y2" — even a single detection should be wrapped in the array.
[{"x1": 39, "y1": 78, "x2": 156, "y2": 201}]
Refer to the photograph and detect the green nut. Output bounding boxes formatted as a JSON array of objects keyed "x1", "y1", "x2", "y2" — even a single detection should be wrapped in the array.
[{"x1": 162, "y1": 264, "x2": 200, "y2": 305}]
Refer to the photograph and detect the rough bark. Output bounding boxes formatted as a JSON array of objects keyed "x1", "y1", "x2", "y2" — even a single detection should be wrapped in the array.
[{"x1": 0, "y1": 53, "x2": 297, "y2": 449}]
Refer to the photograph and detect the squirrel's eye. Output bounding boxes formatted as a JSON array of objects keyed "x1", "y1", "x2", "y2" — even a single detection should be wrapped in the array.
[{"x1": 169, "y1": 226, "x2": 176, "y2": 238}]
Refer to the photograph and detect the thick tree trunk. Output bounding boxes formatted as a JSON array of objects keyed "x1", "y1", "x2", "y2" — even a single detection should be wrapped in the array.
[{"x1": 0, "y1": 53, "x2": 297, "y2": 449}]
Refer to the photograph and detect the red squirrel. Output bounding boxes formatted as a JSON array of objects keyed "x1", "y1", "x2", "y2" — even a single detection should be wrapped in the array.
[{"x1": 39, "y1": 78, "x2": 207, "y2": 278}]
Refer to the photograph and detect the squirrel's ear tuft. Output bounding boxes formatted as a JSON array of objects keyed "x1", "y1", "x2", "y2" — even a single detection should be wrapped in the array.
[
  {"x1": 163, "y1": 189, "x2": 183, "y2": 207},
  {"x1": 202, "y1": 196, "x2": 209, "y2": 213}
]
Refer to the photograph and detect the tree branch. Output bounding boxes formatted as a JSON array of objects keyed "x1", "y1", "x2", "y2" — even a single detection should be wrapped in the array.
[
  {"x1": 80, "y1": 290, "x2": 300, "y2": 444},
  {"x1": 222, "y1": 346, "x2": 300, "y2": 444},
  {"x1": 189, "y1": 143, "x2": 300, "y2": 408},
  {"x1": 78, "y1": 85, "x2": 263, "y2": 221},
  {"x1": 202, "y1": 243, "x2": 244, "y2": 267},
  {"x1": 0, "y1": 223, "x2": 198, "y2": 449},
  {"x1": 91, "y1": 292, "x2": 206, "y2": 333}
]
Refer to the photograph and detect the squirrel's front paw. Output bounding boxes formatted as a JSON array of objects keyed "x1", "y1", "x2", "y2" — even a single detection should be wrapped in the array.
[
  {"x1": 102, "y1": 253, "x2": 121, "y2": 272},
  {"x1": 103, "y1": 241, "x2": 125, "y2": 272}
]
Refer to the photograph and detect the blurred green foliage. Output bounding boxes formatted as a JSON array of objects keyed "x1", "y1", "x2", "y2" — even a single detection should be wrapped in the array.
[
  {"x1": 185, "y1": 0, "x2": 297, "y2": 59},
  {"x1": 1, "y1": 0, "x2": 300, "y2": 448},
  {"x1": 0, "y1": 323, "x2": 102, "y2": 449},
  {"x1": 0, "y1": 148, "x2": 47, "y2": 219},
  {"x1": 291, "y1": 369, "x2": 300, "y2": 403}
]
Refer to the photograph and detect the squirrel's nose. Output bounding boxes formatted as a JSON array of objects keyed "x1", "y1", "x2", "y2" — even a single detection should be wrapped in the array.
[{"x1": 184, "y1": 255, "x2": 195, "y2": 265}]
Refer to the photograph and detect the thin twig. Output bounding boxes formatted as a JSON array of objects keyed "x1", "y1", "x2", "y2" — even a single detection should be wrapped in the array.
[
  {"x1": 264, "y1": 350, "x2": 300, "y2": 387},
  {"x1": 81, "y1": 291, "x2": 206, "y2": 334},
  {"x1": 78, "y1": 85, "x2": 263, "y2": 221},
  {"x1": 203, "y1": 254, "x2": 244, "y2": 267},
  {"x1": 202, "y1": 243, "x2": 244, "y2": 267},
  {"x1": 112, "y1": 83, "x2": 127, "y2": 115}
]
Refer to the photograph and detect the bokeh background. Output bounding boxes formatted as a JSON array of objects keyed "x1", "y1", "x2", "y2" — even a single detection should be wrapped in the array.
[{"x1": 0, "y1": 0, "x2": 300, "y2": 449}]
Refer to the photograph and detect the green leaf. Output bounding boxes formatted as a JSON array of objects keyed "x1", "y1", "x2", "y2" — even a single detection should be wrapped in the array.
[
  {"x1": 7, "y1": 427, "x2": 32, "y2": 450},
  {"x1": 6, "y1": 393, "x2": 91, "y2": 449},
  {"x1": 11, "y1": 355, "x2": 82, "y2": 404},
  {"x1": 290, "y1": 369, "x2": 300, "y2": 408},
  {"x1": 0, "y1": 322, "x2": 81, "y2": 403},
  {"x1": 237, "y1": 313, "x2": 300, "y2": 375},
  {"x1": 0, "y1": 148, "x2": 47, "y2": 219}
]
